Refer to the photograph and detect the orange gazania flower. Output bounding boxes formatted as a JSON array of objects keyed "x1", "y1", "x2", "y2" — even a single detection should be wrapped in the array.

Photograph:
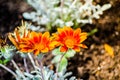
[
  {"x1": 53, "y1": 26, "x2": 87, "y2": 52},
  {"x1": 9, "y1": 30, "x2": 57, "y2": 55},
  {"x1": 8, "y1": 27, "x2": 29, "y2": 49},
  {"x1": 8, "y1": 21, "x2": 30, "y2": 49},
  {"x1": 19, "y1": 31, "x2": 57, "y2": 55}
]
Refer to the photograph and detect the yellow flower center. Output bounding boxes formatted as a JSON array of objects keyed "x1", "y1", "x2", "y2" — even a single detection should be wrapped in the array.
[
  {"x1": 65, "y1": 39, "x2": 74, "y2": 48},
  {"x1": 39, "y1": 44, "x2": 45, "y2": 50},
  {"x1": 36, "y1": 43, "x2": 45, "y2": 50}
]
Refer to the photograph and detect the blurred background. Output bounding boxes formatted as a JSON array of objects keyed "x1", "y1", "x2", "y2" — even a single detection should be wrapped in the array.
[{"x1": 0, "y1": 0, "x2": 120, "y2": 80}]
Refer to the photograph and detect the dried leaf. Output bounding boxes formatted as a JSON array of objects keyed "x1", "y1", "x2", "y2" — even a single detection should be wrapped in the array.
[{"x1": 104, "y1": 44, "x2": 114, "y2": 58}]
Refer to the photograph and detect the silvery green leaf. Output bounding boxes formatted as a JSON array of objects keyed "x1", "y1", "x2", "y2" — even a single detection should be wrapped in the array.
[
  {"x1": 43, "y1": 67, "x2": 55, "y2": 80},
  {"x1": 23, "y1": 0, "x2": 111, "y2": 30},
  {"x1": 64, "y1": 49, "x2": 76, "y2": 58},
  {"x1": 0, "y1": 46, "x2": 15, "y2": 59},
  {"x1": 37, "y1": 53, "x2": 44, "y2": 60},
  {"x1": 24, "y1": 72, "x2": 34, "y2": 78},
  {"x1": 23, "y1": 13, "x2": 33, "y2": 19},
  {"x1": 40, "y1": 16, "x2": 49, "y2": 24},
  {"x1": 52, "y1": 55, "x2": 62, "y2": 63},
  {"x1": 69, "y1": 77, "x2": 77, "y2": 80},
  {"x1": 64, "y1": 72, "x2": 72, "y2": 78},
  {"x1": 15, "y1": 70, "x2": 23, "y2": 78},
  {"x1": 32, "y1": 77, "x2": 42, "y2": 80},
  {"x1": 32, "y1": 17, "x2": 40, "y2": 22},
  {"x1": 58, "y1": 57, "x2": 68, "y2": 72},
  {"x1": 31, "y1": 70, "x2": 41, "y2": 75},
  {"x1": 65, "y1": 21, "x2": 74, "y2": 26},
  {"x1": 28, "y1": 25, "x2": 40, "y2": 31},
  {"x1": 52, "y1": 48, "x2": 64, "y2": 55},
  {"x1": 101, "y1": 4, "x2": 111, "y2": 11},
  {"x1": 58, "y1": 69, "x2": 77, "y2": 80}
]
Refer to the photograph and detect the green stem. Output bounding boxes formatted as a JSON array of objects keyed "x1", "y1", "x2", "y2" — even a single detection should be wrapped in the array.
[
  {"x1": 23, "y1": 58, "x2": 29, "y2": 73},
  {"x1": 0, "y1": 64, "x2": 17, "y2": 79},
  {"x1": 28, "y1": 53, "x2": 45, "y2": 80},
  {"x1": 11, "y1": 59, "x2": 26, "y2": 79},
  {"x1": 55, "y1": 52, "x2": 66, "y2": 80},
  {"x1": 39, "y1": 60, "x2": 45, "y2": 80},
  {"x1": 28, "y1": 53, "x2": 36, "y2": 69},
  {"x1": 36, "y1": 55, "x2": 45, "y2": 80}
]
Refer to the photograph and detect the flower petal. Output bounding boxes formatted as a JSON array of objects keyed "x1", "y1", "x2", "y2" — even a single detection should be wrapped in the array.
[
  {"x1": 49, "y1": 41, "x2": 59, "y2": 49},
  {"x1": 73, "y1": 46, "x2": 80, "y2": 52},
  {"x1": 64, "y1": 27, "x2": 73, "y2": 36},
  {"x1": 60, "y1": 46, "x2": 68, "y2": 52},
  {"x1": 8, "y1": 33, "x2": 19, "y2": 49},
  {"x1": 41, "y1": 32, "x2": 50, "y2": 43},
  {"x1": 33, "y1": 49, "x2": 40, "y2": 55},
  {"x1": 30, "y1": 32, "x2": 40, "y2": 43},
  {"x1": 80, "y1": 32, "x2": 87, "y2": 43},
  {"x1": 43, "y1": 32, "x2": 50, "y2": 38},
  {"x1": 41, "y1": 47, "x2": 49, "y2": 53},
  {"x1": 15, "y1": 28, "x2": 21, "y2": 42},
  {"x1": 20, "y1": 46, "x2": 34, "y2": 52},
  {"x1": 79, "y1": 44, "x2": 87, "y2": 48},
  {"x1": 58, "y1": 28, "x2": 63, "y2": 33},
  {"x1": 74, "y1": 28, "x2": 81, "y2": 37}
]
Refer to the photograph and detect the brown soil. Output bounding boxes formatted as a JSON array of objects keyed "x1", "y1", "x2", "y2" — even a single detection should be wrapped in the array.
[{"x1": 0, "y1": 0, "x2": 120, "y2": 80}]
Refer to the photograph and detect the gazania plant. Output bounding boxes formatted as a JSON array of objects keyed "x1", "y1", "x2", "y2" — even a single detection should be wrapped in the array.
[{"x1": 0, "y1": 22, "x2": 87, "y2": 80}]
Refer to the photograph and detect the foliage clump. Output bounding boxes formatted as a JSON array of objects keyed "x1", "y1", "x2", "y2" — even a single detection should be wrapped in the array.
[{"x1": 23, "y1": 0, "x2": 111, "y2": 31}]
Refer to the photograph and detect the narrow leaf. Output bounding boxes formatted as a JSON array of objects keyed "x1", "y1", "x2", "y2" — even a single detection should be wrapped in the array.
[{"x1": 58, "y1": 57, "x2": 68, "y2": 72}]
